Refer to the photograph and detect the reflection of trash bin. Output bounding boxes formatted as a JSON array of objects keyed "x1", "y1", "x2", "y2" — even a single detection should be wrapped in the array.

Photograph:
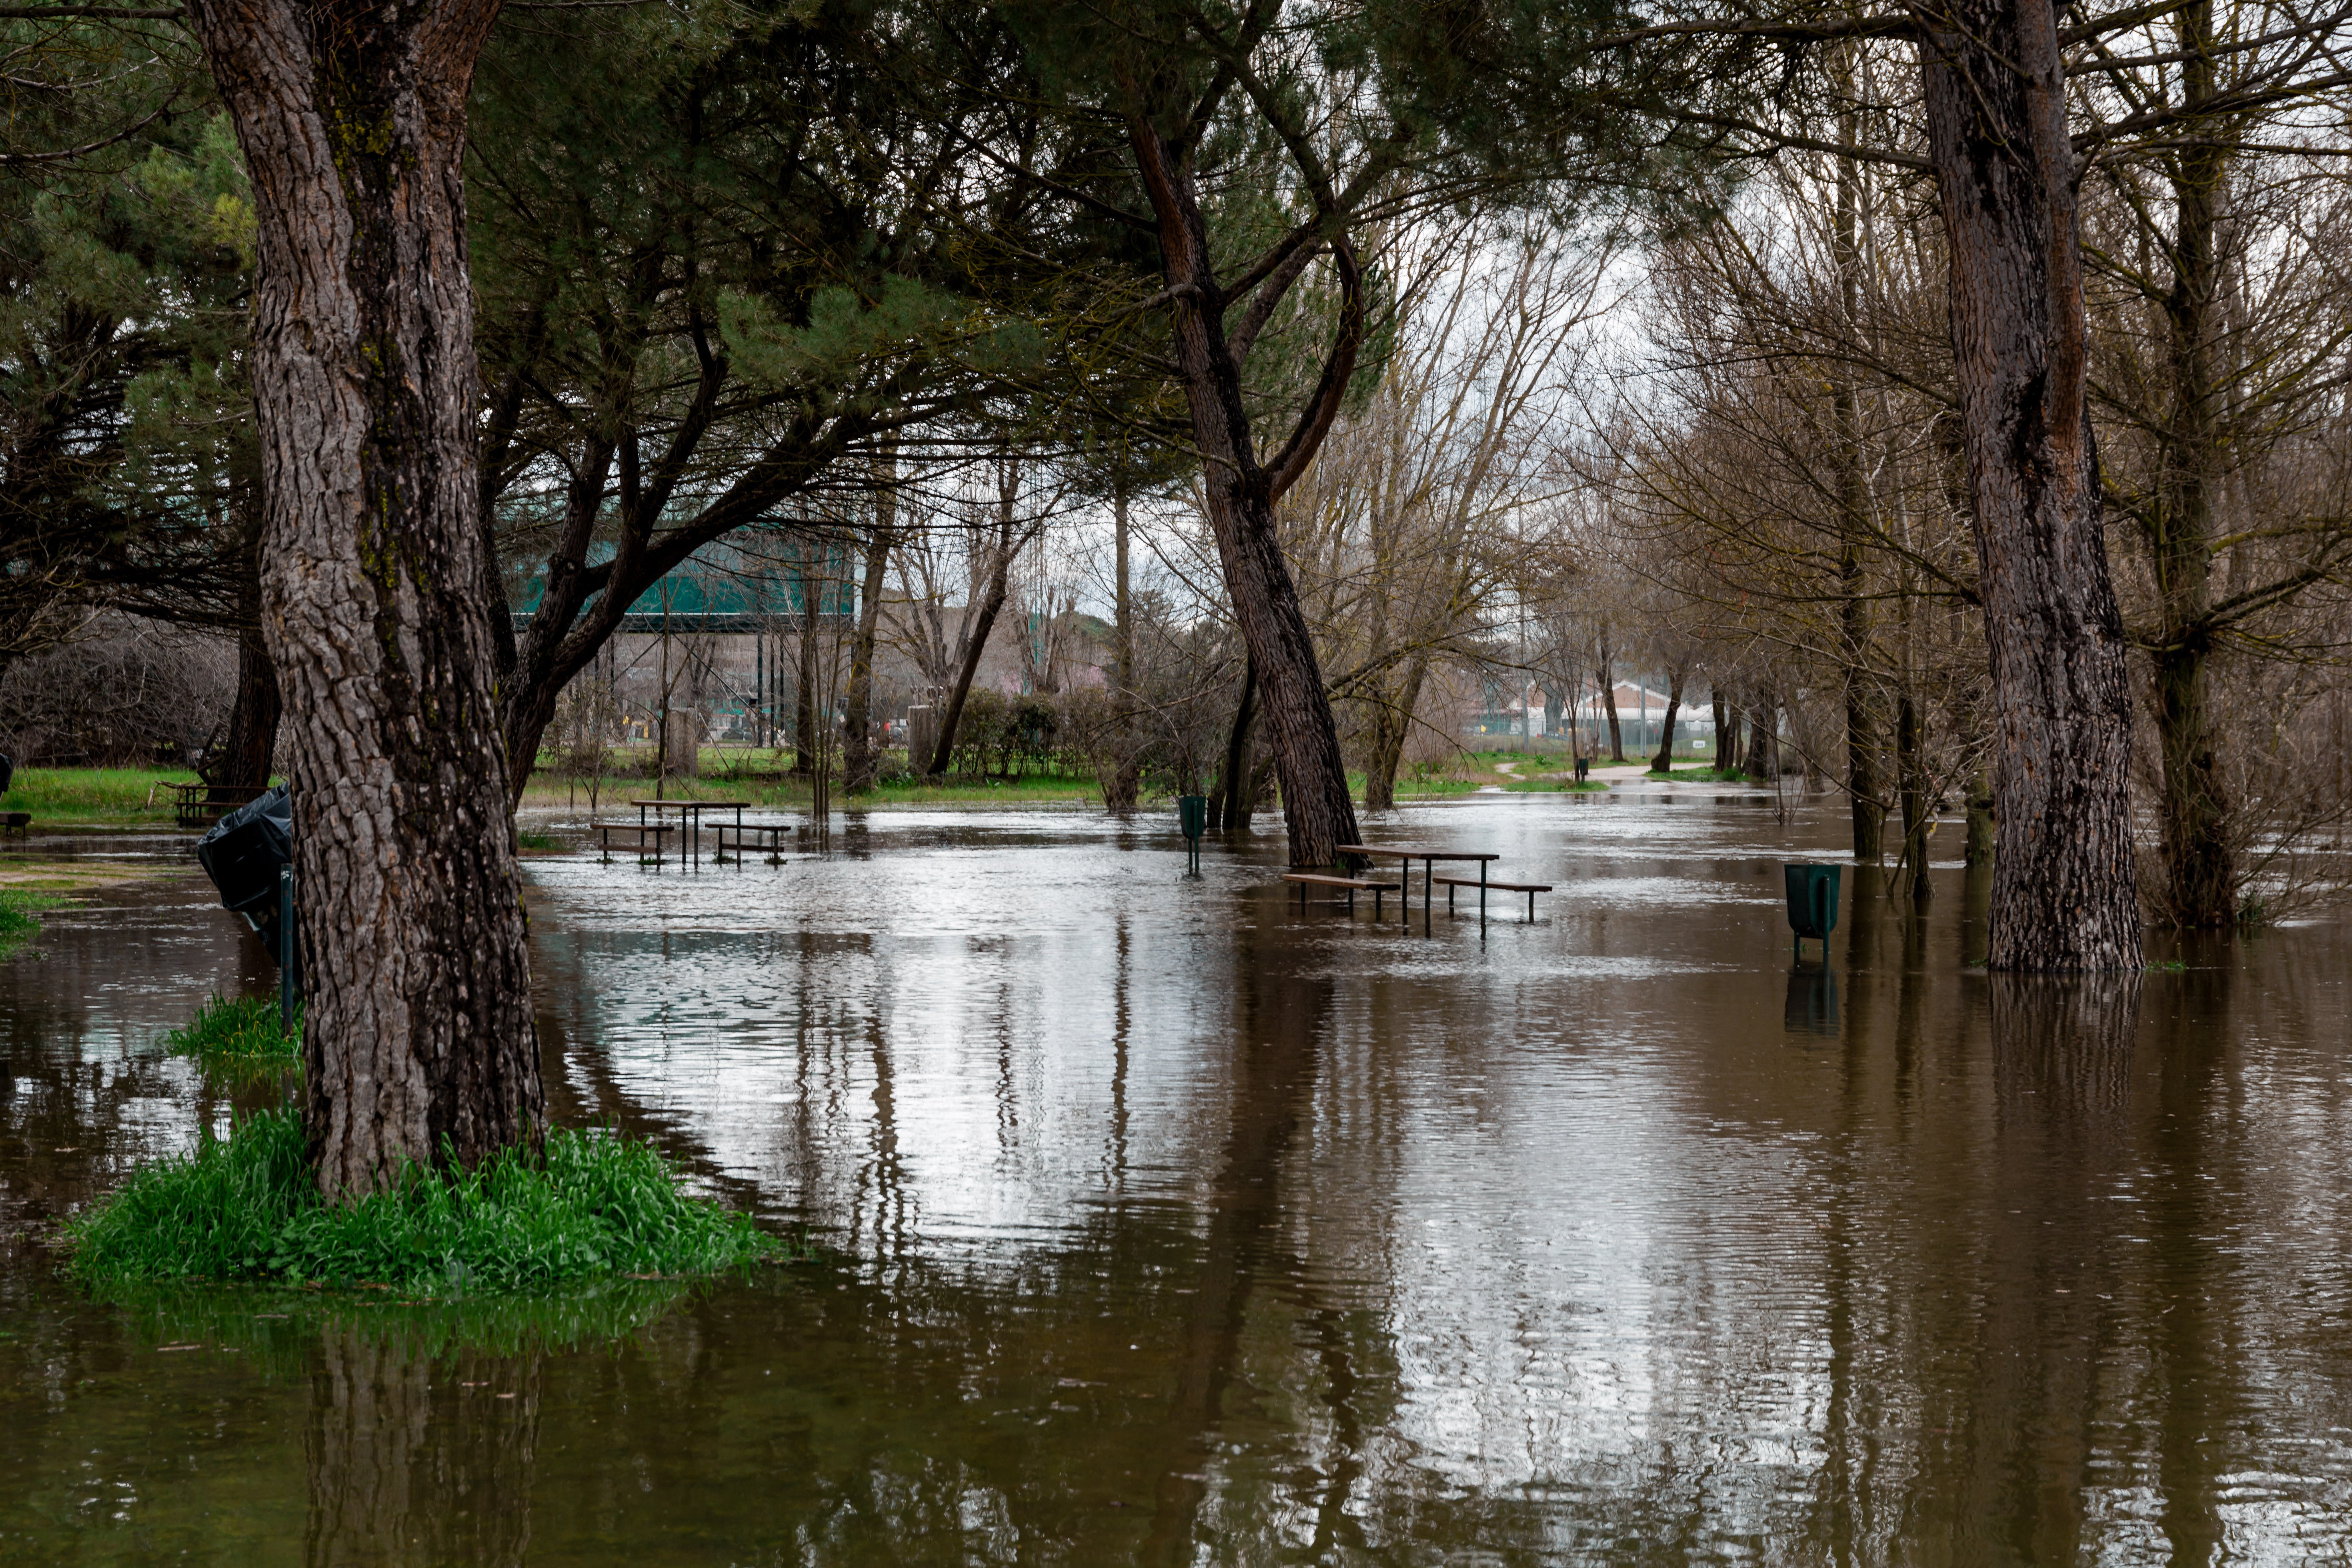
[
  {"x1": 1177, "y1": 794, "x2": 1208, "y2": 877},
  {"x1": 1783, "y1": 863, "x2": 1842, "y2": 953},
  {"x1": 1784, "y1": 962, "x2": 1839, "y2": 1036},
  {"x1": 197, "y1": 785, "x2": 295, "y2": 966}
]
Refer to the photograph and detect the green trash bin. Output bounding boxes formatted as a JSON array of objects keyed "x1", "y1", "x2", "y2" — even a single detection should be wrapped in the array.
[
  {"x1": 1177, "y1": 795, "x2": 1208, "y2": 877},
  {"x1": 1784, "y1": 863, "x2": 1842, "y2": 951}
]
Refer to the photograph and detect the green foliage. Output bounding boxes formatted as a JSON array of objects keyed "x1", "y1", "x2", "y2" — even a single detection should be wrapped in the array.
[
  {"x1": 70, "y1": 1109, "x2": 779, "y2": 1294},
  {"x1": 163, "y1": 993, "x2": 298, "y2": 1075},
  {"x1": 0, "y1": 887, "x2": 58, "y2": 959}
]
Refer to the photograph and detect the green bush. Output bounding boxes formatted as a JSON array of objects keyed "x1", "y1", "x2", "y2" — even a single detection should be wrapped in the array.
[{"x1": 70, "y1": 1109, "x2": 779, "y2": 1293}]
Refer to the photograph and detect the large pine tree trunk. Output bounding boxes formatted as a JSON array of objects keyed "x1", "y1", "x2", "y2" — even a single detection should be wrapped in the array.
[
  {"x1": 1127, "y1": 118, "x2": 1361, "y2": 869},
  {"x1": 1919, "y1": 0, "x2": 2144, "y2": 970},
  {"x1": 188, "y1": 0, "x2": 543, "y2": 1196}
]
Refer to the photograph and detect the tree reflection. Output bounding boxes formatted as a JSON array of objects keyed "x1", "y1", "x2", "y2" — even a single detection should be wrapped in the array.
[{"x1": 304, "y1": 1327, "x2": 540, "y2": 1567}]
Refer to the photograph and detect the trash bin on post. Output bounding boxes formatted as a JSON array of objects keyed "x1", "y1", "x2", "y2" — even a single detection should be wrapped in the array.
[
  {"x1": 1177, "y1": 794, "x2": 1208, "y2": 878},
  {"x1": 1783, "y1": 862, "x2": 1841, "y2": 955},
  {"x1": 196, "y1": 786, "x2": 299, "y2": 1018}
]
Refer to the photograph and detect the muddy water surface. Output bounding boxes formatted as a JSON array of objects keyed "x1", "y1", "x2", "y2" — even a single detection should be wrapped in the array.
[{"x1": 4, "y1": 790, "x2": 2350, "y2": 1564}]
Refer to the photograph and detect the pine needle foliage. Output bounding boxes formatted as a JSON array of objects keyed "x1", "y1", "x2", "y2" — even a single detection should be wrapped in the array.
[{"x1": 70, "y1": 1109, "x2": 777, "y2": 1293}]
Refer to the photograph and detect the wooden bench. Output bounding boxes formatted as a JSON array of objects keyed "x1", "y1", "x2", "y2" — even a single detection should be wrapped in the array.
[
  {"x1": 1282, "y1": 871, "x2": 1403, "y2": 918},
  {"x1": 1434, "y1": 874, "x2": 1551, "y2": 921},
  {"x1": 712, "y1": 823, "x2": 793, "y2": 864},
  {"x1": 592, "y1": 821, "x2": 676, "y2": 862}
]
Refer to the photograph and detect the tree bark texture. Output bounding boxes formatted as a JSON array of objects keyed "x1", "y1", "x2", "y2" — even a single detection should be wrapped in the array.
[
  {"x1": 1919, "y1": 0, "x2": 2145, "y2": 969},
  {"x1": 1712, "y1": 687, "x2": 1735, "y2": 772},
  {"x1": 1126, "y1": 115, "x2": 1362, "y2": 869},
  {"x1": 186, "y1": 0, "x2": 543, "y2": 1196}
]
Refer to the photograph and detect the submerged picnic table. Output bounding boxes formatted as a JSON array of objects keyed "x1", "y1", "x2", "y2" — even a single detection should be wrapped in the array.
[
  {"x1": 631, "y1": 799, "x2": 748, "y2": 865},
  {"x1": 1336, "y1": 844, "x2": 1501, "y2": 932}
]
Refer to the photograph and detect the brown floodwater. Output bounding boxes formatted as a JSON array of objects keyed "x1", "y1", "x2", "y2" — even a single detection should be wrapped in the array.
[{"x1": 3, "y1": 788, "x2": 2350, "y2": 1564}]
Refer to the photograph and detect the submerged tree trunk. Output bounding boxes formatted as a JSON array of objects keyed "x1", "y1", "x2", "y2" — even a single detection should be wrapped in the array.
[
  {"x1": 793, "y1": 584, "x2": 820, "y2": 777},
  {"x1": 1595, "y1": 653, "x2": 1625, "y2": 763},
  {"x1": 188, "y1": 0, "x2": 542, "y2": 1196},
  {"x1": 1832, "y1": 70, "x2": 1888, "y2": 866},
  {"x1": 1897, "y1": 689, "x2": 1933, "y2": 909},
  {"x1": 1213, "y1": 657, "x2": 1258, "y2": 832},
  {"x1": 1103, "y1": 477, "x2": 1140, "y2": 813},
  {"x1": 1745, "y1": 696, "x2": 1778, "y2": 781},
  {"x1": 1126, "y1": 114, "x2": 1361, "y2": 868},
  {"x1": 1649, "y1": 669, "x2": 1685, "y2": 773},
  {"x1": 1919, "y1": 0, "x2": 2144, "y2": 970},
  {"x1": 842, "y1": 463, "x2": 896, "y2": 793},
  {"x1": 2144, "y1": 0, "x2": 2238, "y2": 928}
]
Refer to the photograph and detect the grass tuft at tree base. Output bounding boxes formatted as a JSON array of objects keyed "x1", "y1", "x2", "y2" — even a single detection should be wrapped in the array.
[
  {"x1": 70, "y1": 1109, "x2": 779, "y2": 1293},
  {"x1": 164, "y1": 993, "x2": 300, "y2": 1074}
]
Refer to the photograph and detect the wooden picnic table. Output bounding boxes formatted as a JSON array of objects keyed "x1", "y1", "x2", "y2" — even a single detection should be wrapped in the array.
[
  {"x1": 1336, "y1": 844, "x2": 1503, "y2": 932},
  {"x1": 631, "y1": 799, "x2": 749, "y2": 865}
]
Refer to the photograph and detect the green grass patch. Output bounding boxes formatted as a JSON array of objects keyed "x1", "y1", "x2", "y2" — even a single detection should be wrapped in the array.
[
  {"x1": 0, "y1": 766, "x2": 199, "y2": 825},
  {"x1": 164, "y1": 993, "x2": 299, "y2": 1075},
  {"x1": 70, "y1": 1108, "x2": 780, "y2": 1294},
  {"x1": 1502, "y1": 777, "x2": 1611, "y2": 793},
  {"x1": 516, "y1": 829, "x2": 565, "y2": 852},
  {"x1": 0, "y1": 886, "x2": 60, "y2": 959}
]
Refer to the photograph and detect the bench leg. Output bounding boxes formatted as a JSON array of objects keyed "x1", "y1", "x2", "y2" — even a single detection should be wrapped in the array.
[
  {"x1": 1527, "y1": 890, "x2": 1536, "y2": 921},
  {"x1": 1447, "y1": 883, "x2": 1455, "y2": 914}
]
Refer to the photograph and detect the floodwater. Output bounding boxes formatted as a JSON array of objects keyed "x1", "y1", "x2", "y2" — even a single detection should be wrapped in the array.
[{"x1": 4, "y1": 788, "x2": 2352, "y2": 1565}]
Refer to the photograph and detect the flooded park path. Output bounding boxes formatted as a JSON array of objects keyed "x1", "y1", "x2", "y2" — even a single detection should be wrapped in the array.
[{"x1": 4, "y1": 788, "x2": 2352, "y2": 1563}]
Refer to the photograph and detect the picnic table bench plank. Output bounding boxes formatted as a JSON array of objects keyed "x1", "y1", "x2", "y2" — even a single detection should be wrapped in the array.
[{"x1": 1281, "y1": 871, "x2": 1405, "y2": 919}]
